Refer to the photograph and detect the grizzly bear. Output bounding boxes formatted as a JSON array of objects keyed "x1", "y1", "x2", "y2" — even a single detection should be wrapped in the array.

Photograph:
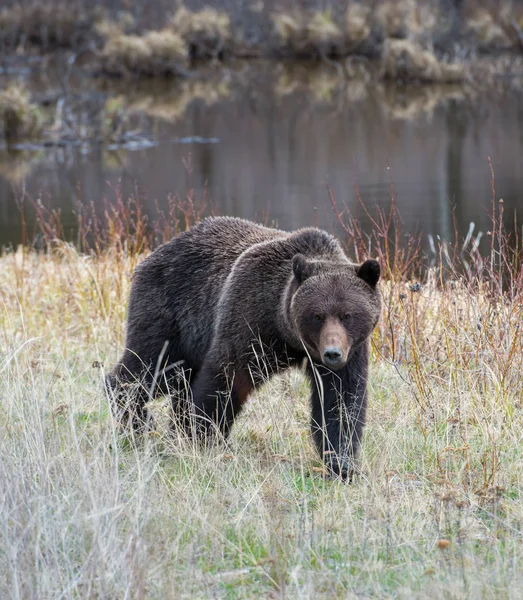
[{"x1": 106, "y1": 217, "x2": 381, "y2": 480}]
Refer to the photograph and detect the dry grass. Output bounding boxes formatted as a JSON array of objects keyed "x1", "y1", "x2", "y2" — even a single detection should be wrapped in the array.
[
  {"x1": 170, "y1": 6, "x2": 232, "y2": 59},
  {"x1": 381, "y1": 39, "x2": 464, "y2": 83},
  {"x1": 101, "y1": 29, "x2": 188, "y2": 78},
  {"x1": 0, "y1": 2, "x2": 99, "y2": 51},
  {"x1": 2, "y1": 0, "x2": 523, "y2": 86},
  {"x1": 374, "y1": 0, "x2": 440, "y2": 41},
  {"x1": 272, "y1": 9, "x2": 346, "y2": 59},
  {"x1": 271, "y1": 1, "x2": 443, "y2": 61},
  {"x1": 306, "y1": 11, "x2": 345, "y2": 55},
  {"x1": 1, "y1": 188, "x2": 522, "y2": 597},
  {"x1": 0, "y1": 84, "x2": 43, "y2": 144},
  {"x1": 269, "y1": 2, "x2": 466, "y2": 78},
  {"x1": 466, "y1": 8, "x2": 513, "y2": 51},
  {"x1": 94, "y1": 10, "x2": 136, "y2": 41},
  {"x1": 345, "y1": 3, "x2": 372, "y2": 49}
]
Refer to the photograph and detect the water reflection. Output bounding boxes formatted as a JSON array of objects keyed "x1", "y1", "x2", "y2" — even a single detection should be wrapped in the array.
[{"x1": 1, "y1": 63, "x2": 522, "y2": 248}]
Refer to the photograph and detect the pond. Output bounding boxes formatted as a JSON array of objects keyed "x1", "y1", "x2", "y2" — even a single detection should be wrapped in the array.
[{"x1": 1, "y1": 62, "x2": 522, "y2": 250}]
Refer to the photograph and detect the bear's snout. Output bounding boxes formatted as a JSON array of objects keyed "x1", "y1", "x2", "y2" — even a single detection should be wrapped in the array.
[
  {"x1": 323, "y1": 347, "x2": 344, "y2": 367},
  {"x1": 319, "y1": 317, "x2": 350, "y2": 369}
]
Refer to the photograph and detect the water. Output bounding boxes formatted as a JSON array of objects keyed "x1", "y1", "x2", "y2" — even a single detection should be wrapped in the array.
[{"x1": 1, "y1": 62, "x2": 523, "y2": 249}]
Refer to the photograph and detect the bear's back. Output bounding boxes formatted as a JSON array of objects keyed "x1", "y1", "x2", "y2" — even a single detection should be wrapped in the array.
[
  {"x1": 184, "y1": 216, "x2": 287, "y2": 255},
  {"x1": 127, "y1": 218, "x2": 288, "y2": 367},
  {"x1": 135, "y1": 217, "x2": 284, "y2": 280}
]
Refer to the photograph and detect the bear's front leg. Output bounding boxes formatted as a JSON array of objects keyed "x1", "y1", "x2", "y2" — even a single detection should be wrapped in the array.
[
  {"x1": 188, "y1": 360, "x2": 254, "y2": 443},
  {"x1": 308, "y1": 343, "x2": 369, "y2": 482}
]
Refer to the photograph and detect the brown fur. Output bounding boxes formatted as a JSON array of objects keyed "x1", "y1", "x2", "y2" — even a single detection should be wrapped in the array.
[{"x1": 106, "y1": 216, "x2": 381, "y2": 480}]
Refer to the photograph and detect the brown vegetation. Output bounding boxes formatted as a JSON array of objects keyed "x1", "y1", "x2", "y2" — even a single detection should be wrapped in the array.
[
  {"x1": 101, "y1": 30, "x2": 188, "y2": 78},
  {"x1": 270, "y1": 4, "x2": 465, "y2": 82},
  {"x1": 170, "y1": 6, "x2": 232, "y2": 59},
  {"x1": 463, "y1": 2, "x2": 523, "y2": 51},
  {"x1": 374, "y1": 0, "x2": 439, "y2": 41},
  {"x1": 272, "y1": 9, "x2": 353, "y2": 59},
  {"x1": 381, "y1": 39, "x2": 464, "y2": 83},
  {"x1": 345, "y1": 4, "x2": 372, "y2": 49},
  {"x1": 98, "y1": 5, "x2": 233, "y2": 77},
  {"x1": 1, "y1": 1, "x2": 523, "y2": 84},
  {"x1": 271, "y1": 2, "x2": 446, "y2": 60},
  {"x1": 0, "y1": 3, "x2": 99, "y2": 51},
  {"x1": 0, "y1": 85, "x2": 43, "y2": 145}
]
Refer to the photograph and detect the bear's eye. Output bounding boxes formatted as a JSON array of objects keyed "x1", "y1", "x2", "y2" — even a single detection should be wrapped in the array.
[
  {"x1": 342, "y1": 314, "x2": 351, "y2": 321},
  {"x1": 314, "y1": 314, "x2": 324, "y2": 322}
]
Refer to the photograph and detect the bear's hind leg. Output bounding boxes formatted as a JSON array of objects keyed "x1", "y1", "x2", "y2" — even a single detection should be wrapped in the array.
[{"x1": 188, "y1": 362, "x2": 253, "y2": 443}]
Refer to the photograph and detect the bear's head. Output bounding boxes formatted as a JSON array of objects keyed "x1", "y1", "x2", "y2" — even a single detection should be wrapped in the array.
[{"x1": 290, "y1": 254, "x2": 381, "y2": 369}]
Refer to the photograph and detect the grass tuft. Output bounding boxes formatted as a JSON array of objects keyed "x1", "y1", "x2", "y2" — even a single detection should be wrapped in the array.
[
  {"x1": 381, "y1": 39, "x2": 465, "y2": 83},
  {"x1": 0, "y1": 2, "x2": 98, "y2": 51},
  {"x1": 466, "y1": 8, "x2": 513, "y2": 51},
  {"x1": 345, "y1": 3, "x2": 372, "y2": 48},
  {"x1": 0, "y1": 84, "x2": 43, "y2": 145},
  {"x1": 170, "y1": 6, "x2": 232, "y2": 59},
  {"x1": 101, "y1": 29, "x2": 188, "y2": 78},
  {"x1": 272, "y1": 9, "x2": 346, "y2": 59},
  {"x1": 306, "y1": 11, "x2": 344, "y2": 53},
  {"x1": 374, "y1": 0, "x2": 438, "y2": 40}
]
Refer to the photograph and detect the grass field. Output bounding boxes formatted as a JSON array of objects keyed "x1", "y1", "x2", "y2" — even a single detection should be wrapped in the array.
[{"x1": 1, "y1": 195, "x2": 522, "y2": 598}]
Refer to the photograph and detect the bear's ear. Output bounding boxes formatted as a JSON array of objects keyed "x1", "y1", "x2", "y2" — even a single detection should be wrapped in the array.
[
  {"x1": 292, "y1": 254, "x2": 314, "y2": 284},
  {"x1": 356, "y1": 259, "x2": 380, "y2": 288}
]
